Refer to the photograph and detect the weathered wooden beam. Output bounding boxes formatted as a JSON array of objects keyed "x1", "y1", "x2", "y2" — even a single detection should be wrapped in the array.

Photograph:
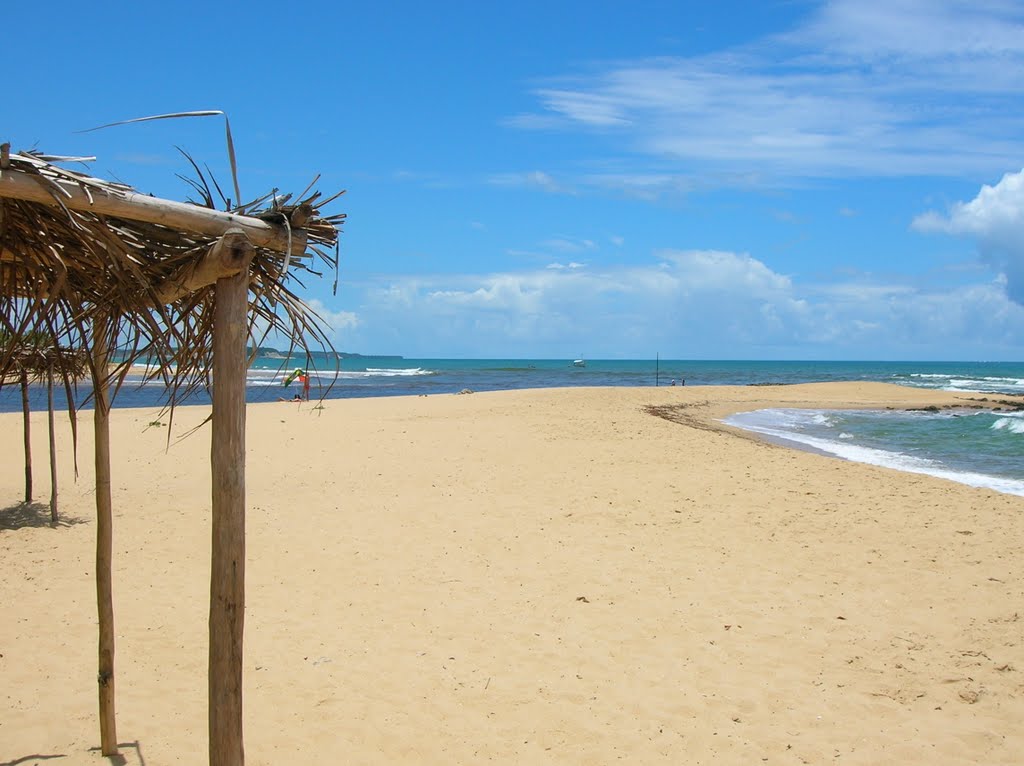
[
  {"x1": 1, "y1": 245, "x2": 309, "y2": 266},
  {"x1": 209, "y1": 234, "x2": 250, "y2": 766},
  {"x1": 0, "y1": 169, "x2": 307, "y2": 256},
  {"x1": 92, "y1": 316, "x2": 118, "y2": 757},
  {"x1": 153, "y1": 228, "x2": 254, "y2": 305}
]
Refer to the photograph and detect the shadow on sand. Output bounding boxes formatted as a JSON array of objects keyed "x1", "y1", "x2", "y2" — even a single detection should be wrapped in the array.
[
  {"x1": 0, "y1": 501, "x2": 87, "y2": 531},
  {"x1": 2, "y1": 742, "x2": 147, "y2": 766},
  {"x1": 87, "y1": 741, "x2": 147, "y2": 766}
]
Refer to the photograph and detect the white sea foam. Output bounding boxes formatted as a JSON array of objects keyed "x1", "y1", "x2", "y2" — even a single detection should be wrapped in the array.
[
  {"x1": 723, "y1": 408, "x2": 1024, "y2": 497},
  {"x1": 903, "y1": 372, "x2": 1024, "y2": 394},
  {"x1": 992, "y1": 415, "x2": 1024, "y2": 434},
  {"x1": 950, "y1": 376, "x2": 1024, "y2": 393},
  {"x1": 246, "y1": 366, "x2": 434, "y2": 386},
  {"x1": 364, "y1": 367, "x2": 432, "y2": 377}
]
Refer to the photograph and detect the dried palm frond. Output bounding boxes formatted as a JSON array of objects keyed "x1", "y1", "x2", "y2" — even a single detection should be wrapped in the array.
[{"x1": 0, "y1": 143, "x2": 346, "y2": 414}]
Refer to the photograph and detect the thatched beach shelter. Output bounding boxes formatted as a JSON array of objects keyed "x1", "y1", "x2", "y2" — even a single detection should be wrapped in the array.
[
  {"x1": 0, "y1": 332, "x2": 87, "y2": 521},
  {"x1": 0, "y1": 140, "x2": 344, "y2": 765}
]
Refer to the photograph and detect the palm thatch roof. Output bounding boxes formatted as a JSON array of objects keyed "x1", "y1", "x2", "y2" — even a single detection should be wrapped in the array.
[
  {"x1": 0, "y1": 332, "x2": 88, "y2": 383},
  {"x1": 0, "y1": 143, "x2": 345, "y2": 399}
]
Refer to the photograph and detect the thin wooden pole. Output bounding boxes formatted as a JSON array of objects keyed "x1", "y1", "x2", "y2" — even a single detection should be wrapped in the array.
[
  {"x1": 92, "y1": 316, "x2": 118, "y2": 756},
  {"x1": 48, "y1": 369, "x2": 58, "y2": 524},
  {"x1": 209, "y1": 232, "x2": 253, "y2": 766},
  {"x1": 21, "y1": 369, "x2": 32, "y2": 503}
]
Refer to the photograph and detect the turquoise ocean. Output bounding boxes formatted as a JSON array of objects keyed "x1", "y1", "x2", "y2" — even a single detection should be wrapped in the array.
[{"x1": 4, "y1": 356, "x2": 1024, "y2": 497}]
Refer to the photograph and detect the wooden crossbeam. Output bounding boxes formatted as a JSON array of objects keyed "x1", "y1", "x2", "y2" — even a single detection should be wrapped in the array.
[{"x1": 0, "y1": 170, "x2": 307, "y2": 256}]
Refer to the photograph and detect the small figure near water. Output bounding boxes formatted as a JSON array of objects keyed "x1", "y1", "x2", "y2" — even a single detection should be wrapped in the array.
[{"x1": 282, "y1": 367, "x2": 311, "y2": 401}]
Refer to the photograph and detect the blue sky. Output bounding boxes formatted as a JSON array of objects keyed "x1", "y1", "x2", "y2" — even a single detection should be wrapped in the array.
[{"x1": 6, "y1": 0, "x2": 1024, "y2": 360}]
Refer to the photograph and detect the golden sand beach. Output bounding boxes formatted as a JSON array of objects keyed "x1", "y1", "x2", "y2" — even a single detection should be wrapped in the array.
[{"x1": 2, "y1": 382, "x2": 1023, "y2": 764}]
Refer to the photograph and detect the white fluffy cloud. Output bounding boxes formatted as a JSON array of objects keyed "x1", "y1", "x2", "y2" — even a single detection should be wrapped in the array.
[
  {"x1": 307, "y1": 299, "x2": 359, "y2": 332},
  {"x1": 333, "y1": 249, "x2": 1024, "y2": 358},
  {"x1": 913, "y1": 168, "x2": 1024, "y2": 301}
]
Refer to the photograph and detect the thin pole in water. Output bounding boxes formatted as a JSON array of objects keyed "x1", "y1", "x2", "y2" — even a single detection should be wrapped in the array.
[{"x1": 656, "y1": 353, "x2": 660, "y2": 387}]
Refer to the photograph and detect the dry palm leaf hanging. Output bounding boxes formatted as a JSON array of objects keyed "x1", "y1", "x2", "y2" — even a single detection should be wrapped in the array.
[{"x1": 0, "y1": 139, "x2": 346, "y2": 411}]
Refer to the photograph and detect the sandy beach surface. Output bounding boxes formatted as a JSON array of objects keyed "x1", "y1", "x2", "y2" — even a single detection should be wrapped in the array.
[{"x1": 2, "y1": 382, "x2": 1023, "y2": 765}]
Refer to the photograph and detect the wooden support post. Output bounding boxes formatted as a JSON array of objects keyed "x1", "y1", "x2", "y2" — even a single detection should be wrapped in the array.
[
  {"x1": 48, "y1": 370, "x2": 58, "y2": 524},
  {"x1": 20, "y1": 369, "x2": 31, "y2": 503},
  {"x1": 92, "y1": 316, "x2": 118, "y2": 756},
  {"x1": 209, "y1": 231, "x2": 253, "y2": 766}
]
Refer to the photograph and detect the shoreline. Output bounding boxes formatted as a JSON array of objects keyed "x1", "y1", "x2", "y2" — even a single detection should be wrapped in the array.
[
  {"x1": 688, "y1": 386, "x2": 1024, "y2": 497},
  {"x1": 5, "y1": 357, "x2": 1024, "y2": 417},
  {"x1": 3, "y1": 382, "x2": 1022, "y2": 764}
]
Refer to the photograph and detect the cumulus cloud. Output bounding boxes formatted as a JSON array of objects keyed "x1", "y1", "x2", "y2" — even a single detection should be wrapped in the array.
[
  {"x1": 658, "y1": 249, "x2": 793, "y2": 294},
  {"x1": 330, "y1": 248, "x2": 1024, "y2": 358},
  {"x1": 913, "y1": 168, "x2": 1024, "y2": 301},
  {"x1": 307, "y1": 299, "x2": 359, "y2": 332}
]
